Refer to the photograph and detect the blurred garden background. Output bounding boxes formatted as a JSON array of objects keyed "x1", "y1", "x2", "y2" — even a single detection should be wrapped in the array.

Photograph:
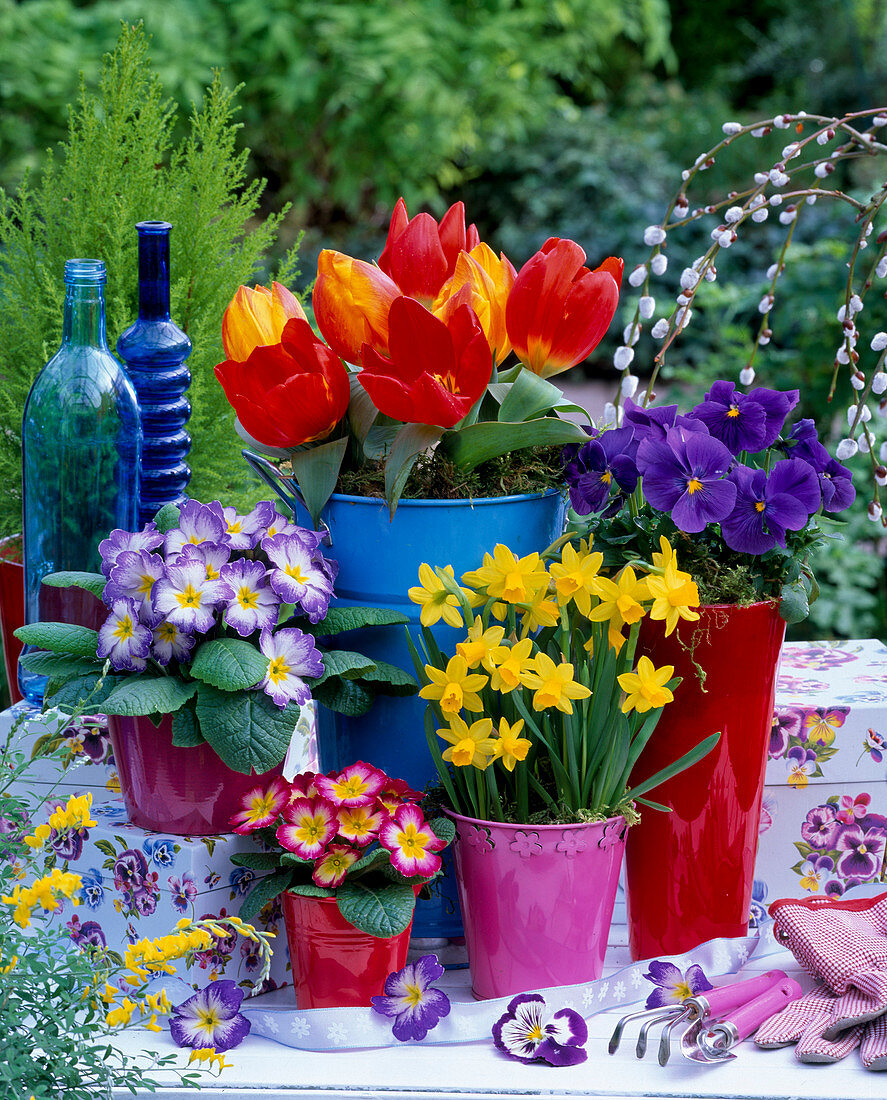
[{"x1": 0, "y1": 0, "x2": 885, "y2": 710}]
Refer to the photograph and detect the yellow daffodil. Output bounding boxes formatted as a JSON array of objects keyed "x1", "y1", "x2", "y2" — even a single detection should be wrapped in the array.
[
  {"x1": 617, "y1": 656, "x2": 675, "y2": 713},
  {"x1": 548, "y1": 541, "x2": 604, "y2": 616},
  {"x1": 437, "y1": 715, "x2": 497, "y2": 769},
  {"x1": 590, "y1": 566, "x2": 650, "y2": 652},
  {"x1": 462, "y1": 544, "x2": 549, "y2": 605},
  {"x1": 408, "y1": 563, "x2": 467, "y2": 628},
  {"x1": 520, "y1": 652, "x2": 591, "y2": 714},
  {"x1": 419, "y1": 655, "x2": 487, "y2": 714},
  {"x1": 519, "y1": 590, "x2": 560, "y2": 635},
  {"x1": 647, "y1": 563, "x2": 701, "y2": 636},
  {"x1": 488, "y1": 637, "x2": 536, "y2": 693},
  {"x1": 456, "y1": 617, "x2": 505, "y2": 671},
  {"x1": 651, "y1": 535, "x2": 677, "y2": 571},
  {"x1": 490, "y1": 718, "x2": 532, "y2": 771}
]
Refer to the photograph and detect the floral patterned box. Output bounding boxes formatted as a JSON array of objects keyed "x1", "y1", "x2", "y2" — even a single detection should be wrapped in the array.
[
  {"x1": 753, "y1": 638, "x2": 887, "y2": 919},
  {"x1": 33, "y1": 797, "x2": 291, "y2": 996}
]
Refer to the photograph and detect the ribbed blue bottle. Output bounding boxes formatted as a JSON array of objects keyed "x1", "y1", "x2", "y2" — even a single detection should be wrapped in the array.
[
  {"x1": 117, "y1": 221, "x2": 192, "y2": 526},
  {"x1": 19, "y1": 259, "x2": 142, "y2": 706}
]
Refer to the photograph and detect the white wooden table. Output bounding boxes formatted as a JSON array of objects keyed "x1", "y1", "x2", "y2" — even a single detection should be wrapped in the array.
[{"x1": 112, "y1": 934, "x2": 886, "y2": 1100}]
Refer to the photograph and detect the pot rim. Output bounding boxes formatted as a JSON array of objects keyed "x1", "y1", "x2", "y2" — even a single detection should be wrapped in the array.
[
  {"x1": 691, "y1": 598, "x2": 781, "y2": 610},
  {"x1": 326, "y1": 487, "x2": 565, "y2": 508},
  {"x1": 443, "y1": 806, "x2": 627, "y2": 832}
]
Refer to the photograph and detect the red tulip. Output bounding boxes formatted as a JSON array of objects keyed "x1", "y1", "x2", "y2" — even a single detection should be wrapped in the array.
[
  {"x1": 222, "y1": 282, "x2": 307, "y2": 363},
  {"x1": 506, "y1": 238, "x2": 623, "y2": 377},
  {"x1": 313, "y1": 250, "x2": 400, "y2": 366},
  {"x1": 359, "y1": 297, "x2": 491, "y2": 428},
  {"x1": 215, "y1": 318, "x2": 350, "y2": 449},
  {"x1": 378, "y1": 198, "x2": 480, "y2": 305}
]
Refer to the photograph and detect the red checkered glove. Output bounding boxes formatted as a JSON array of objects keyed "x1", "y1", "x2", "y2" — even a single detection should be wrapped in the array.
[
  {"x1": 770, "y1": 892, "x2": 887, "y2": 1034},
  {"x1": 861, "y1": 1016, "x2": 887, "y2": 1071},
  {"x1": 754, "y1": 985, "x2": 864, "y2": 1064}
]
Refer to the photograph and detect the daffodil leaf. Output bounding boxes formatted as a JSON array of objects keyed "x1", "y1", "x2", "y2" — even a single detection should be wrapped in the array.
[
  {"x1": 440, "y1": 417, "x2": 589, "y2": 470},
  {"x1": 336, "y1": 880, "x2": 416, "y2": 938}
]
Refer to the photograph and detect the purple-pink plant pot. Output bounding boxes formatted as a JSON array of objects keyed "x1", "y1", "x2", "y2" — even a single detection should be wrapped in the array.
[{"x1": 448, "y1": 808, "x2": 628, "y2": 1000}]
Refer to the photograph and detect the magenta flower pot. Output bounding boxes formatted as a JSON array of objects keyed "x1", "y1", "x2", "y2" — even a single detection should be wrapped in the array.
[
  {"x1": 449, "y1": 809, "x2": 627, "y2": 999},
  {"x1": 107, "y1": 714, "x2": 282, "y2": 835}
]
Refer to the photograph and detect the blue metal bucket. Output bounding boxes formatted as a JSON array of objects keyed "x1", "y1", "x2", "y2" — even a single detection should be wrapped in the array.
[{"x1": 242, "y1": 454, "x2": 567, "y2": 938}]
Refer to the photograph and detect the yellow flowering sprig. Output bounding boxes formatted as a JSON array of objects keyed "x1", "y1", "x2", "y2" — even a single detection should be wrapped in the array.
[{"x1": 410, "y1": 535, "x2": 718, "y2": 823}]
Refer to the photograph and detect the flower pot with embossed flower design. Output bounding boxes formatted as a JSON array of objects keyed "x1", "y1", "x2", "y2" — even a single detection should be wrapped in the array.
[{"x1": 447, "y1": 809, "x2": 627, "y2": 999}]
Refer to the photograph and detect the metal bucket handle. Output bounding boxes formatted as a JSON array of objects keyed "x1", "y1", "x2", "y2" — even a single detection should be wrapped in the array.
[{"x1": 242, "y1": 449, "x2": 333, "y2": 546}]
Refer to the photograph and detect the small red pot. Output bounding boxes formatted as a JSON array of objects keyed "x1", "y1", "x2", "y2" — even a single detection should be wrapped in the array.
[
  {"x1": 107, "y1": 713, "x2": 282, "y2": 835},
  {"x1": 282, "y1": 888, "x2": 418, "y2": 1009},
  {"x1": 0, "y1": 536, "x2": 24, "y2": 704}
]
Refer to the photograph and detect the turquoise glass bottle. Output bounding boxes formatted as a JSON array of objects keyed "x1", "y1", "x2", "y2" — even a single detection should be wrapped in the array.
[
  {"x1": 117, "y1": 221, "x2": 192, "y2": 526},
  {"x1": 19, "y1": 259, "x2": 142, "y2": 706}
]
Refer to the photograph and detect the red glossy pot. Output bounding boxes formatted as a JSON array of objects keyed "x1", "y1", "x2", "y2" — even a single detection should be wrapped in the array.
[
  {"x1": 283, "y1": 888, "x2": 418, "y2": 1009},
  {"x1": 0, "y1": 536, "x2": 24, "y2": 704},
  {"x1": 625, "y1": 601, "x2": 785, "y2": 959},
  {"x1": 107, "y1": 713, "x2": 281, "y2": 836}
]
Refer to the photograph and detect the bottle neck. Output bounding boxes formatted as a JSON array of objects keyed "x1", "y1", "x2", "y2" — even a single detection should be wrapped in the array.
[
  {"x1": 62, "y1": 282, "x2": 109, "y2": 349},
  {"x1": 137, "y1": 222, "x2": 171, "y2": 320}
]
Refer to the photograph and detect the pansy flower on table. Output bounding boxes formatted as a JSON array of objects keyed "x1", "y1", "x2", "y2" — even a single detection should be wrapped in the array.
[
  {"x1": 371, "y1": 954, "x2": 451, "y2": 1041},
  {"x1": 492, "y1": 993, "x2": 588, "y2": 1066},
  {"x1": 215, "y1": 197, "x2": 624, "y2": 523},
  {"x1": 228, "y1": 764, "x2": 453, "y2": 939},
  {"x1": 14, "y1": 499, "x2": 418, "y2": 777},
  {"x1": 411, "y1": 536, "x2": 719, "y2": 825},
  {"x1": 563, "y1": 381, "x2": 856, "y2": 624}
]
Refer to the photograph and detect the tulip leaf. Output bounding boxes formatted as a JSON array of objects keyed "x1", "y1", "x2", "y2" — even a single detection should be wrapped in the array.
[
  {"x1": 440, "y1": 417, "x2": 590, "y2": 470},
  {"x1": 497, "y1": 370, "x2": 565, "y2": 422},
  {"x1": 363, "y1": 423, "x2": 400, "y2": 460},
  {"x1": 348, "y1": 373, "x2": 379, "y2": 445},
  {"x1": 384, "y1": 423, "x2": 443, "y2": 515},
  {"x1": 289, "y1": 436, "x2": 349, "y2": 528}
]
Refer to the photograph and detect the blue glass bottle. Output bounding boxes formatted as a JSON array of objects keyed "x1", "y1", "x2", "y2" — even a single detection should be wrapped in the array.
[
  {"x1": 19, "y1": 259, "x2": 142, "y2": 706},
  {"x1": 117, "y1": 221, "x2": 192, "y2": 527}
]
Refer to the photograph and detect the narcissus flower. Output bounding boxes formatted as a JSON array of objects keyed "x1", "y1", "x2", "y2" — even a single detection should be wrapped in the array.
[
  {"x1": 419, "y1": 655, "x2": 487, "y2": 715},
  {"x1": 315, "y1": 761, "x2": 387, "y2": 807},
  {"x1": 221, "y1": 281, "x2": 306, "y2": 363},
  {"x1": 437, "y1": 714, "x2": 497, "y2": 769},
  {"x1": 359, "y1": 298, "x2": 492, "y2": 428},
  {"x1": 312, "y1": 249, "x2": 400, "y2": 364},
  {"x1": 618, "y1": 656, "x2": 675, "y2": 713},
  {"x1": 230, "y1": 776, "x2": 292, "y2": 834},
  {"x1": 216, "y1": 317, "x2": 351, "y2": 450},
  {"x1": 408, "y1": 563, "x2": 468, "y2": 628},
  {"x1": 548, "y1": 541, "x2": 604, "y2": 617},
  {"x1": 462, "y1": 544, "x2": 548, "y2": 605},
  {"x1": 379, "y1": 803, "x2": 446, "y2": 877},
  {"x1": 276, "y1": 796, "x2": 337, "y2": 858},
  {"x1": 519, "y1": 653, "x2": 591, "y2": 714},
  {"x1": 506, "y1": 238, "x2": 622, "y2": 378},
  {"x1": 646, "y1": 564, "x2": 700, "y2": 636},
  {"x1": 490, "y1": 718, "x2": 532, "y2": 772},
  {"x1": 455, "y1": 617, "x2": 505, "y2": 671},
  {"x1": 488, "y1": 637, "x2": 536, "y2": 693},
  {"x1": 378, "y1": 197, "x2": 480, "y2": 305},
  {"x1": 589, "y1": 566, "x2": 650, "y2": 652},
  {"x1": 433, "y1": 243, "x2": 517, "y2": 366}
]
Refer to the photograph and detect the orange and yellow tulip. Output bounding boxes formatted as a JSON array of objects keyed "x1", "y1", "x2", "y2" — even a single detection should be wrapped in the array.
[
  {"x1": 378, "y1": 197, "x2": 480, "y2": 306},
  {"x1": 221, "y1": 282, "x2": 307, "y2": 363},
  {"x1": 312, "y1": 250, "x2": 400, "y2": 366},
  {"x1": 433, "y1": 243, "x2": 517, "y2": 367},
  {"x1": 505, "y1": 238, "x2": 623, "y2": 378},
  {"x1": 215, "y1": 318, "x2": 350, "y2": 449}
]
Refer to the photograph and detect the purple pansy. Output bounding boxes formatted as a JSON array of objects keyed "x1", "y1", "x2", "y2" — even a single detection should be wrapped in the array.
[
  {"x1": 263, "y1": 534, "x2": 335, "y2": 623},
  {"x1": 150, "y1": 620, "x2": 195, "y2": 666},
  {"x1": 637, "y1": 424, "x2": 737, "y2": 533},
  {"x1": 69, "y1": 721, "x2": 113, "y2": 765},
  {"x1": 78, "y1": 868, "x2": 105, "y2": 909},
  {"x1": 208, "y1": 500, "x2": 276, "y2": 550},
  {"x1": 785, "y1": 420, "x2": 856, "y2": 513},
  {"x1": 98, "y1": 523, "x2": 163, "y2": 577},
  {"x1": 770, "y1": 707, "x2": 803, "y2": 759},
  {"x1": 643, "y1": 960, "x2": 713, "y2": 1009},
  {"x1": 564, "y1": 428, "x2": 639, "y2": 515},
  {"x1": 622, "y1": 397, "x2": 680, "y2": 441},
  {"x1": 169, "y1": 980, "x2": 251, "y2": 1051},
  {"x1": 721, "y1": 459, "x2": 821, "y2": 555},
  {"x1": 220, "y1": 558, "x2": 279, "y2": 637},
  {"x1": 152, "y1": 559, "x2": 233, "y2": 634},
  {"x1": 169, "y1": 872, "x2": 198, "y2": 913},
  {"x1": 690, "y1": 382, "x2": 798, "y2": 454},
  {"x1": 836, "y1": 825, "x2": 887, "y2": 880},
  {"x1": 163, "y1": 499, "x2": 228, "y2": 557},
  {"x1": 97, "y1": 598, "x2": 152, "y2": 671},
  {"x1": 801, "y1": 803, "x2": 841, "y2": 850},
  {"x1": 67, "y1": 914, "x2": 107, "y2": 950},
  {"x1": 371, "y1": 954, "x2": 451, "y2": 1041},
  {"x1": 493, "y1": 994, "x2": 588, "y2": 1066},
  {"x1": 259, "y1": 627, "x2": 324, "y2": 707}
]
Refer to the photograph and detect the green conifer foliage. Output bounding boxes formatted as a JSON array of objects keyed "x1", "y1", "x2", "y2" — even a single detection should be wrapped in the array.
[{"x1": 0, "y1": 23, "x2": 298, "y2": 539}]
